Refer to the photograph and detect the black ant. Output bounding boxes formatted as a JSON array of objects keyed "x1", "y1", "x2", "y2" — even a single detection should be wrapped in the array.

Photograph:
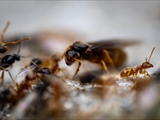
[
  {"x1": 0, "y1": 21, "x2": 31, "y2": 53},
  {"x1": 0, "y1": 42, "x2": 25, "y2": 84}
]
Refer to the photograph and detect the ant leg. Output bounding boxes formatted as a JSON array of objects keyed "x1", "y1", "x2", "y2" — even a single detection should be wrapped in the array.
[
  {"x1": 133, "y1": 73, "x2": 137, "y2": 80},
  {"x1": 145, "y1": 72, "x2": 152, "y2": 80},
  {"x1": 73, "y1": 61, "x2": 81, "y2": 78},
  {"x1": 72, "y1": 58, "x2": 88, "y2": 78},
  {"x1": 102, "y1": 50, "x2": 116, "y2": 72},
  {"x1": 5, "y1": 69, "x2": 15, "y2": 84},
  {"x1": 1, "y1": 21, "x2": 10, "y2": 43},
  {"x1": 0, "y1": 68, "x2": 4, "y2": 85},
  {"x1": 101, "y1": 60, "x2": 109, "y2": 74},
  {"x1": 139, "y1": 69, "x2": 152, "y2": 79},
  {"x1": 132, "y1": 73, "x2": 138, "y2": 83},
  {"x1": 36, "y1": 74, "x2": 41, "y2": 83},
  {"x1": 74, "y1": 58, "x2": 88, "y2": 72},
  {"x1": 4, "y1": 37, "x2": 31, "y2": 46},
  {"x1": 55, "y1": 68, "x2": 69, "y2": 79},
  {"x1": 141, "y1": 69, "x2": 152, "y2": 79},
  {"x1": 133, "y1": 80, "x2": 138, "y2": 88}
]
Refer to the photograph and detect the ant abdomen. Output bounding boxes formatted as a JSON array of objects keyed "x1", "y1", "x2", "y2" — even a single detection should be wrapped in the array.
[
  {"x1": 0, "y1": 45, "x2": 7, "y2": 53},
  {"x1": 0, "y1": 54, "x2": 20, "y2": 68}
]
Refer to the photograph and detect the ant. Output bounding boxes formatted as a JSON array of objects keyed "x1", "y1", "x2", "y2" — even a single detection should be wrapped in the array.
[
  {"x1": 12, "y1": 59, "x2": 51, "y2": 96},
  {"x1": 29, "y1": 58, "x2": 52, "y2": 75},
  {"x1": 0, "y1": 42, "x2": 25, "y2": 84},
  {"x1": 0, "y1": 21, "x2": 31, "y2": 53},
  {"x1": 40, "y1": 53, "x2": 63, "y2": 74},
  {"x1": 64, "y1": 40, "x2": 139, "y2": 78},
  {"x1": 120, "y1": 47, "x2": 155, "y2": 80},
  {"x1": 31, "y1": 53, "x2": 67, "y2": 78},
  {"x1": 14, "y1": 57, "x2": 68, "y2": 94},
  {"x1": 15, "y1": 58, "x2": 52, "y2": 86},
  {"x1": 0, "y1": 88, "x2": 11, "y2": 110},
  {"x1": 29, "y1": 58, "x2": 68, "y2": 85}
]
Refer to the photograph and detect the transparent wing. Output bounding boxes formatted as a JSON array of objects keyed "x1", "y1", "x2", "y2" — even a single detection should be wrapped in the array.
[{"x1": 88, "y1": 39, "x2": 140, "y2": 51}]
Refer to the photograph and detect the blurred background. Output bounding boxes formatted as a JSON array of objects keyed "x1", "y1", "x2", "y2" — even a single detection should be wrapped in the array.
[
  {"x1": 1, "y1": 1, "x2": 160, "y2": 119},
  {"x1": 0, "y1": 1, "x2": 160, "y2": 78}
]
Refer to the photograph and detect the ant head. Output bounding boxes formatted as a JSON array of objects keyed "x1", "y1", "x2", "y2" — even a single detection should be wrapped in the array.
[
  {"x1": 65, "y1": 49, "x2": 80, "y2": 66},
  {"x1": 38, "y1": 68, "x2": 51, "y2": 74},
  {"x1": 141, "y1": 47, "x2": 155, "y2": 69},
  {"x1": 72, "y1": 41, "x2": 89, "y2": 54},
  {"x1": 30, "y1": 58, "x2": 42, "y2": 67},
  {"x1": 142, "y1": 58, "x2": 154, "y2": 69},
  {"x1": 29, "y1": 59, "x2": 42, "y2": 71},
  {"x1": 13, "y1": 54, "x2": 20, "y2": 61}
]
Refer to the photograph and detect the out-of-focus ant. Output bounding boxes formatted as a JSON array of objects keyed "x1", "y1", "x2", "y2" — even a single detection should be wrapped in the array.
[
  {"x1": 40, "y1": 53, "x2": 64, "y2": 74},
  {"x1": 120, "y1": 47, "x2": 155, "y2": 80},
  {"x1": 0, "y1": 88, "x2": 11, "y2": 110},
  {"x1": 30, "y1": 58, "x2": 51, "y2": 75},
  {"x1": 76, "y1": 69, "x2": 118, "y2": 88},
  {"x1": 14, "y1": 57, "x2": 69, "y2": 96},
  {"x1": 0, "y1": 21, "x2": 31, "y2": 53},
  {"x1": 64, "y1": 40, "x2": 139, "y2": 77},
  {"x1": 31, "y1": 53, "x2": 67, "y2": 78},
  {"x1": 15, "y1": 57, "x2": 70, "y2": 92},
  {"x1": 15, "y1": 58, "x2": 52, "y2": 88}
]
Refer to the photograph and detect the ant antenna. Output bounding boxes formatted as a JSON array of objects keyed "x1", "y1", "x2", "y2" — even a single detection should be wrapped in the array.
[
  {"x1": 1, "y1": 21, "x2": 10, "y2": 43},
  {"x1": 17, "y1": 40, "x2": 22, "y2": 55},
  {"x1": 148, "y1": 47, "x2": 156, "y2": 62},
  {"x1": 145, "y1": 58, "x2": 147, "y2": 62},
  {"x1": 19, "y1": 55, "x2": 32, "y2": 58},
  {"x1": 30, "y1": 60, "x2": 40, "y2": 70},
  {"x1": 16, "y1": 40, "x2": 33, "y2": 58},
  {"x1": 4, "y1": 37, "x2": 31, "y2": 46}
]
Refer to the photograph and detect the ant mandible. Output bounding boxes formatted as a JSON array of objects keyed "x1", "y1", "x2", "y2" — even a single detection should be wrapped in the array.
[
  {"x1": 0, "y1": 21, "x2": 31, "y2": 53},
  {"x1": 120, "y1": 47, "x2": 155, "y2": 80}
]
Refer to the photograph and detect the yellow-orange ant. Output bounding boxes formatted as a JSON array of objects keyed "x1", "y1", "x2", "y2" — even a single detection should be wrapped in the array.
[{"x1": 120, "y1": 47, "x2": 155, "y2": 80}]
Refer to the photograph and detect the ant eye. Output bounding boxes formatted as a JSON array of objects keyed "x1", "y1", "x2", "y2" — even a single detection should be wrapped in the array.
[
  {"x1": 72, "y1": 41, "x2": 89, "y2": 52},
  {"x1": 142, "y1": 62, "x2": 146, "y2": 67},
  {"x1": 66, "y1": 50, "x2": 80, "y2": 59}
]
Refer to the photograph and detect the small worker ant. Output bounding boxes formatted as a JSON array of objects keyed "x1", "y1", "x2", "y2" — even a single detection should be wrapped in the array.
[
  {"x1": 0, "y1": 21, "x2": 31, "y2": 53},
  {"x1": 120, "y1": 47, "x2": 155, "y2": 80}
]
